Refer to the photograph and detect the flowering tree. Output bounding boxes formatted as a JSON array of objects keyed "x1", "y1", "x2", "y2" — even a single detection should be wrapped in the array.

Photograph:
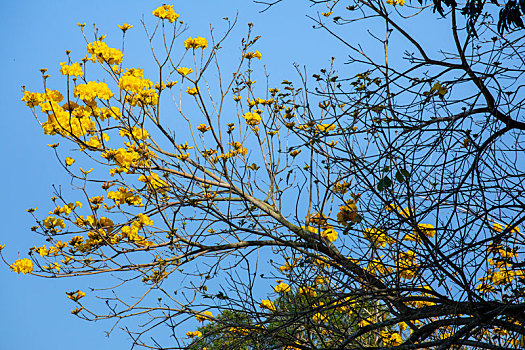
[{"x1": 4, "y1": 2, "x2": 525, "y2": 349}]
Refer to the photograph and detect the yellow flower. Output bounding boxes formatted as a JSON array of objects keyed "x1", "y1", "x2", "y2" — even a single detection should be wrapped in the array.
[
  {"x1": 315, "y1": 275, "x2": 328, "y2": 286},
  {"x1": 400, "y1": 207, "x2": 414, "y2": 218},
  {"x1": 176, "y1": 67, "x2": 193, "y2": 76},
  {"x1": 260, "y1": 299, "x2": 276, "y2": 312},
  {"x1": 297, "y1": 286, "x2": 317, "y2": 297},
  {"x1": 184, "y1": 37, "x2": 208, "y2": 50},
  {"x1": 380, "y1": 331, "x2": 403, "y2": 346},
  {"x1": 337, "y1": 199, "x2": 359, "y2": 225},
  {"x1": 312, "y1": 312, "x2": 327, "y2": 323},
  {"x1": 186, "y1": 330, "x2": 202, "y2": 338},
  {"x1": 274, "y1": 282, "x2": 291, "y2": 293},
  {"x1": 186, "y1": 87, "x2": 200, "y2": 96},
  {"x1": 321, "y1": 228, "x2": 338, "y2": 242},
  {"x1": 10, "y1": 258, "x2": 34, "y2": 274},
  {"x1": 152, "y1": 5, "x2": 179, "y2": 23},
  {"x1": 66, "y1": 290, "x2": 86, "y2": 301},
  {"x1": 242, "y1": 111, "x2": 261, "y2": 126},
  {"x1": 43, "y1": 216, "x2": 66, "y2": 231},
  {"x1": 71, "y1": 307, "x2": 83, "y2": 315},
  {"x1": 21, "y1": 90, "x2": 45, "y2": 108},
  {"x1": 197, "y1": 124, "x2": 211, "y2": 133},
  {"x1": 386, "y1": 0, "x2": 405, "y2": 5},
  {"x1": 416, "y1": 223, "x2": 435, "y2": 238},
  {"x1": 80, "y1": 167, "x2": 93, "y2": 175},
  {"x1": 358, "y1": 317, "x2": 373, "y2": 327},
  {"x1": 138, "y1": 172, "x2": 169, "y2": 194},
  {"x1": 363, "y1": 228, "x2": 388, "y2": 247},
  {"x1": 316, "y1": 123, "x2": 337, "y2": 132},
  {"x1": 492, "y1": 223, "x2": 503, "y2": 232},
  {"x1": 195, "y1": 310, "x2": 213, "y2": 322},
  {"x1": 118, "y1": 23, "x2": 133, "y2": 32},
  {"x1": 119, "y1": 126, "x2": 150, "y2": 140},
  {"x1": 65, "y1": 157, "x2": 75, "y2": 166},
  {"x1": 86, "y1": 41, "x2": 123, "y2": 65},
  {"x1": 74, "y1": 81, "x2": 113, "y2": 101},
  {"x1": 243, "y1": 50, "x2": 262, "y2": 59},
  {"x1": 59, "y1": 62, "x2": 83, "y2": 77}
]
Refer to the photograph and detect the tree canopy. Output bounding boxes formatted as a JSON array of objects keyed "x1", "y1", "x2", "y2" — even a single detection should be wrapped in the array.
[{"x1": 4, "y1": 1, "x2": 525, "y2": 349}]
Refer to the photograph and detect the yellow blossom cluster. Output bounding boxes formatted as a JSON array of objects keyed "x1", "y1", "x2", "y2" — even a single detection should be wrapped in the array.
[
  {"x1": 195, "y1": 310, "x2": 213, "y2": 322},
  {"x1": 403, "y1": 223, "x2": 436, "y2": 242},
  {"x1": 363, "y1": 228, "x2": 394, "y2": 247},
  {"x1": 477, "y1": 244, "x2": 523, "y2": 291},
  {"x1": 197, "y1": 124, "x2": 211, "y2": 132},
  {"x1": 119, "y1": 126, "x2": 150, "y2": 140},
  {"x1": 74, "y1": 81, "x2": 113, "y2": 101},
  {"x1": 396, "y1": 250, "x2": 419, "y2": 279},
  {"x1": 49, "y1": 202, "x2": 78, "y2": 216},
  {"x1": 10, "y1": 258, "x2": 34, "y2": 274},
  {"x1": 138, "y1": 172, "x2": 169, "y2": 194},
  {"x1": 21, "y1": 90, "x2": 46, "y2": 108},
  {"x1": 243, "y1": 50, "x2": 262, "y2": 59},
  {"x1": 247, "y1": 97, "x2": 274, "y2": 107},
  {"x1": 367, "y1": 258, "x2": 393, "y2": 276},
  {"x1": 152, "y1": 4, "x2": 179, "y2": 23},
  {"x1": 59, "y1": 62, "x2": 83, "y2": 77},
  {"x1": 336, "y1": 199, "x2": 360, "y2": 225},
  {"x1": 100, "y1": 106, "x2": 121, "y2": 121},
  {"x1": 315, "y1": 123, "x2": 337, "y2": 132},
  {"x1": 118, "y1": 23, "x2": 133, "y2": 32},
  {"x1": 184, "y1": 37, "x2": 208, "y2": 50},
  {"x1": 386, "y1": 0, "x2": 405, "y2": 5},
  {"x1": 186, "y1": 86, "x2": 200, "y2": 96},
  {"x1": 86, "y1": 41, "x2": 123, "y2": 65},
  {"x1": 120, "y1": 214, "x2": 154, "y2": 246},
  {"x1": 186, "y1": 330, "x2": 202, "y2": 338},
  {"x1": 380, "y1": 331, "x2": 403, "y2": 346},
  {"x1": 32, "y1": 244, "x2": 60, "y2": 257},
  {"x1": 30, "y1": 89, "x2": 96, "y2": 137},
  {"x1": 101, "y1": 146, "x2": 147, "y2": 173},
  {"x1": 107, "y1": 187, "x2": 143, "y2": 206},
  {"x1": 66, "y1": 290, "x2": 86, "y2": 302},
  {"x1": 242, "y1": 111, "x2": 261, "y2": 125},
  {"x1": 76, "y1": 215, "x2": 113, "y2": 230},
  {"x1": 260, "y1": 299, "x2": 276, "y2": 312},
  {"x1": 118, "y1": 69, "x2": 159, "y2": 106},
  {"x1": 43, "y1": 216, "x2": 66, "y2": 232},
  {"x1": 274, "y1": 282, "x2": 291, "y2": 293},
  {"x1": 358, "y1": 317, "x2": 374, "y2": 328},
  {"x1": 176, "y1": 67, "x2": 193, "y2": 76},
  {"x1": 333, "y1": 181, "x2": 351, "y2": 194},
  {"x1": 312, "y1": 312, "x2": 327, "y2": 323},
  {"x1": 321, "y1": 228, "x2": 338, "y2": 242},
  {"x1": 297, "y1": 285, "x2": 317, "y2": 297},
  {"x1": 492, "y1": 223, "x2": 520, "y2": 234}
]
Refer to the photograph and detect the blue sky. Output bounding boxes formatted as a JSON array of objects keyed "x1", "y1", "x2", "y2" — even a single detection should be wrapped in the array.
[{"x1": 0, "y1": 1, "x2": 355, "y2": 349}]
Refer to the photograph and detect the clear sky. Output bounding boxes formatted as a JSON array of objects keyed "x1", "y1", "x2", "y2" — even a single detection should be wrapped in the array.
[
  {"x1": 0, "y1": 1, "x2": 454, "y2": 349},
  {"x1": 0, "y1": 1, "x2": 359, "y2": 349}
]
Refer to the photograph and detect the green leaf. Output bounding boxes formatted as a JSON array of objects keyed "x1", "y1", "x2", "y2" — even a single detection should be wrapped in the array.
[
  {"x1": 396, "y1": 170, "x2": 405, "y2": 183},
  {"x1": 401, "y1": 168, "x2": 410, "y2": 178},
  {"x1": 377, "y1": 176, "x2": 392, "y2": 191}
]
